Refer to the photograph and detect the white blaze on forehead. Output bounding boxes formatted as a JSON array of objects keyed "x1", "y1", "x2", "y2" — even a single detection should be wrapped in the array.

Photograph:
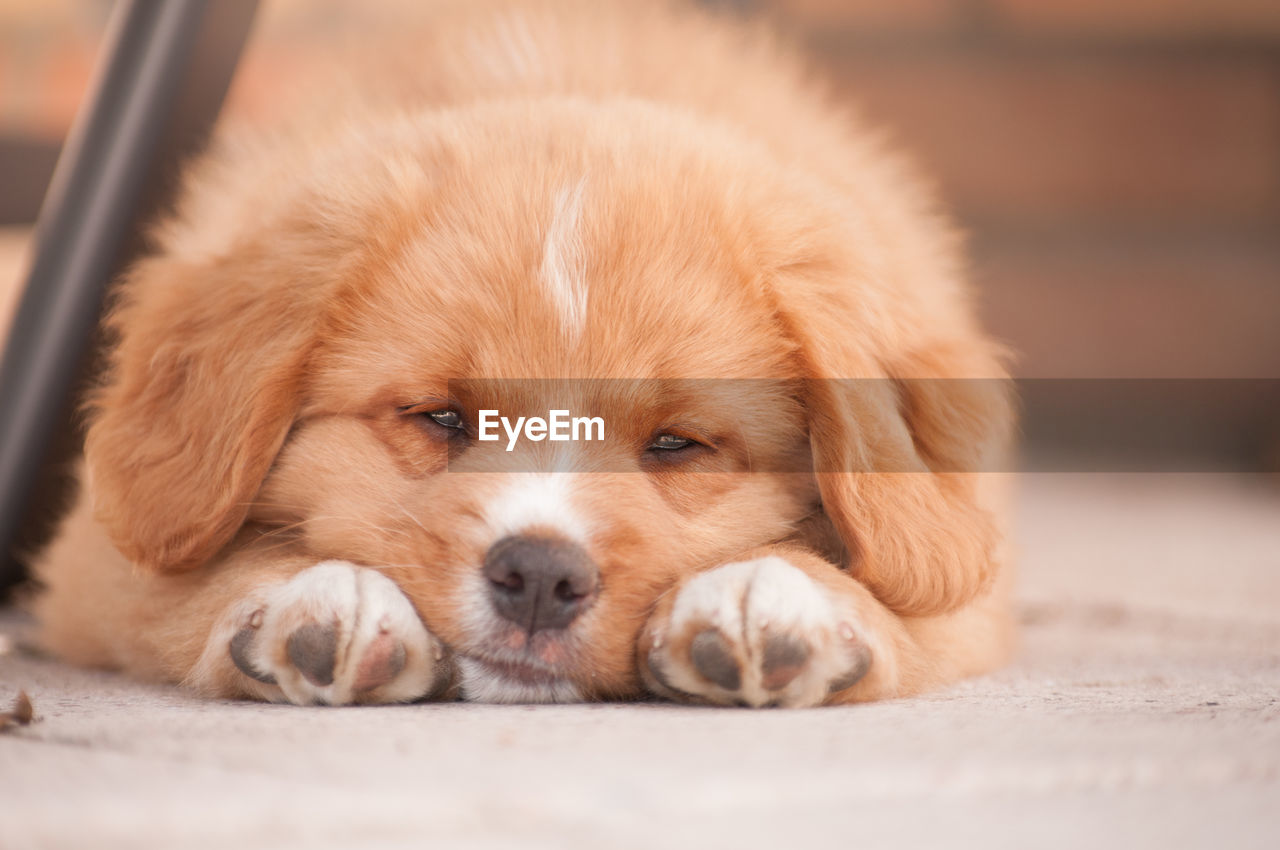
[
  {"x1": 484, "y1": 473, "x2": 589, "y2": 544},
  {"x1": 539, "y1": 180, "x2": 589, "y2": 339}
]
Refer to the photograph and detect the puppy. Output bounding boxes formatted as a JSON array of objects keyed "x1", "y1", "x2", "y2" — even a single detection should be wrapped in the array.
[{"x1": 31, "y1": 0, "x2": 1015, "y2": 707}]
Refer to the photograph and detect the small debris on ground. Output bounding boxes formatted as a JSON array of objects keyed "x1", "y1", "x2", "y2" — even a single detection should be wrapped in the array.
[{"x1": 0, "y1": 690, "x2": 34, "y2": 731}]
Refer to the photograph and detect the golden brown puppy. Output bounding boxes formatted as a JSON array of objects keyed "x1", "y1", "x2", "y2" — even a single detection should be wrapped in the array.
[{"x1": 32, "y1": 0, "x2": 1015, "y2": 707}]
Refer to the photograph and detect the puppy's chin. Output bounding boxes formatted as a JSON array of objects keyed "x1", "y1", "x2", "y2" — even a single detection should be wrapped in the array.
[{"x1": 457, "y1": 655, "x2": 583, "y2": 704}]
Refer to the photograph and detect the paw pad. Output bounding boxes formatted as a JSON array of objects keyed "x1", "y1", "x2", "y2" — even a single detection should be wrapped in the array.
[
  {"x1": 690, "y1": 629, "x2": 741, "y2": 691},
  {"x1": 352, "y1": 628, "x2": 408, "y2": 692},
  {"x1": 760, "y1": 633, "x2": 810, "y2": 691},
  {"x1": 286, "y1": 623, "x2": 339, "y2": 687},
  {"x1": 229, "y1": 617, "x2": 275, "y2": 684}
]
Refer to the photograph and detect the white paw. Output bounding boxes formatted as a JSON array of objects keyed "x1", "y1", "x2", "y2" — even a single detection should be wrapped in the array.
[
  {"x1": 210, "y1": 561, "x2": 451, "y2": 705},
  {"x1": 642, "y1": 557, "x2": 871, "y2": 708}
]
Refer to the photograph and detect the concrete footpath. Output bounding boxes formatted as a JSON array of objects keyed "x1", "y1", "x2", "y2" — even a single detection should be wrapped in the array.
[{"x1": 1, "y1": 474, "x2": 1278, "y2": 849}]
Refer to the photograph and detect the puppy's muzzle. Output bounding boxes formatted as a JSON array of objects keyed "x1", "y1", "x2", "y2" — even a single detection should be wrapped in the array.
[{"x1": 482, "y1": 535, "x2": 599, "y2": 633}]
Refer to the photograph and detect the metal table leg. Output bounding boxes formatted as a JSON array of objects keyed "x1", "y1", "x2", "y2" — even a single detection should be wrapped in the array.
[{"x1": 0, "y1": 0, "x2": 259, "y2": 592}]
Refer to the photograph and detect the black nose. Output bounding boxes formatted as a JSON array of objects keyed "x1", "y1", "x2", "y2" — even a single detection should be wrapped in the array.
[{"x1": 483, "y1": 535, "x2": 599, "y2": 633}]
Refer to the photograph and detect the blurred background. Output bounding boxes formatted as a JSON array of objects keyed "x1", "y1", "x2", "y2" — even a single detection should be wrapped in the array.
[
  {"x1": 0, "y1": 0, "x2": 1277, "y2": 591},
  {"x1": 4, "y1": 0, "x2": 1278, "y2": 377}
]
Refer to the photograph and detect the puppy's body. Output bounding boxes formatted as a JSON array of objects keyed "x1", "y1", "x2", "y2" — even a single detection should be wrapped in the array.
[{"x1": 32, "y1": 0, "x2": 1014, "y2": 706}]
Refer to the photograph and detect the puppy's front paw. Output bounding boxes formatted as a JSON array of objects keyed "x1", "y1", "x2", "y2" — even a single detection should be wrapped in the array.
[
  {"x1": 641, "y1": 557, "x2": 871, "y2": 708},
  {"x1": 216, "y1": 561, "x2": 452, "y2": 705}
]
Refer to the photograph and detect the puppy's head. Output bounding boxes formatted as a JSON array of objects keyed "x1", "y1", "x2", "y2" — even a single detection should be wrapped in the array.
[{"x1": 86, "y1": 100, "x2": 1010, "y2": 701}]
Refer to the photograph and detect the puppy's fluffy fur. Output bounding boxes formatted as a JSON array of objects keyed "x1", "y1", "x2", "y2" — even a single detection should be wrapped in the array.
[{"x1": 32, "y1": 0, "x2": 1014, "y2": 706}]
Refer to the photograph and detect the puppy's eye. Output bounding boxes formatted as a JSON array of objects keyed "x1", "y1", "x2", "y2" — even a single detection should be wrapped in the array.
[
  {"x1": 649, "y1": 433, "x2": 694, "y2": 452},
  {"x1": 425, "y1": 409, "x2": 464, "y2": 430},
  {"x1": 643, "y1": 431, "x2": 710, "y2": 468}
]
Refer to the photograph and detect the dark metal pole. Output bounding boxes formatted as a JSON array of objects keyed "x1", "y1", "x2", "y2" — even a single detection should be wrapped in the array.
[{"x1": 0, "y1": 0, "x2": 259, "y2": 591}]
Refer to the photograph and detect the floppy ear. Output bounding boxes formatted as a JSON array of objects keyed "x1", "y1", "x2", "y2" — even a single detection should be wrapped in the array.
[
  {"x1": 85, "y1": 246, "x2": 328, "y2": 572},
  {"x1": 775, "y1": 271, "x2": 1013, "y2": 617}
]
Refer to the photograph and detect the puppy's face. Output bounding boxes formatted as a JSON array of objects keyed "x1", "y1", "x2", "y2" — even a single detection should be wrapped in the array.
[
  {"x1": 87, "y1": 102, "x2": 1010, "y2": 703},
  {"x1": 247, "y1": 111, "x2": 819, "y2": 701}
]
